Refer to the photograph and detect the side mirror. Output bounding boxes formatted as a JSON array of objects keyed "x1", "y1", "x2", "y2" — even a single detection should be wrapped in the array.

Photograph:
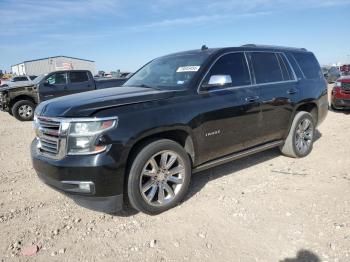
[
  {"x1": 43, "y1": 80, "x2": 50, "y2": 86},
  {"x1": 201, "y1": 75, "x2": 232, "y2": 91}
]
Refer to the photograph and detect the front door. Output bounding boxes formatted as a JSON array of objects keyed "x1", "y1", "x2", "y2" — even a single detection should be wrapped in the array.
[
  {"x1": 39, "y1": 72, "x2": 68, "y2": 101},
  {"x1": 195, "y1": 52, "x2": 262, "y2": 164}
]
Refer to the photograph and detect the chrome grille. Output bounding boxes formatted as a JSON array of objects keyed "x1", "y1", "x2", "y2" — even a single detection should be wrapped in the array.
[{"x1": 36, "y1": 117, "x2": 61, "y2": 156}]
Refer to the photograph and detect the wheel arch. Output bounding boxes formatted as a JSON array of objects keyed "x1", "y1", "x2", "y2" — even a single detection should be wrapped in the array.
[
  {"x1": 284, "y1": 101, "x2": 318, "y2": 139},
  {"x1": 294, "y1": 101, "x2": 318, "y2": 125},
  {"x1": 9, "y1": 95, "x2": 37, "y2": 110},
  {"x1": 126, "y1": 127, "x2": 196, "y2": 169}
]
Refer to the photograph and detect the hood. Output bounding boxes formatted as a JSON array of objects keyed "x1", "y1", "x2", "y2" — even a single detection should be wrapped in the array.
[
  {"x1": 339, "y1": 76, "x2": 350, "y2": 83},
  {"x1": 36, "y1": 86, "x2": 175, "y2": 117},
  {"x1": 0, "y1": 83, "x2": 35, "y2": 92}
]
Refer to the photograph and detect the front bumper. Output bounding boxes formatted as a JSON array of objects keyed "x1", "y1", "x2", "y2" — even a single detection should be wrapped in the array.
[
  {"x1": 31, "y1": 139, "x2": 126, "y2": 213},
  {"x1": 0, "y1": 99, "x2": 9, "y2": 112},
  {"x1": 332, "y1": 98, "x2": 350, "y2": 109}
]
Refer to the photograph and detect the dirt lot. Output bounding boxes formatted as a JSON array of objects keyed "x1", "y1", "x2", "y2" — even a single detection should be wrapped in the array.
[{"x1": 0, "y1": 86, "x2": 349, "y2": 262}]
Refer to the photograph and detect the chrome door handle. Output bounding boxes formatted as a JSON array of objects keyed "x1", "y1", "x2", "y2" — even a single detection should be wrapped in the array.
[
  {"x1": 245, "y1": 96, "x2": 260, "y2": 102},
  {"x1": 287, "y1": 89, "x2": 297, "y2": 95}
]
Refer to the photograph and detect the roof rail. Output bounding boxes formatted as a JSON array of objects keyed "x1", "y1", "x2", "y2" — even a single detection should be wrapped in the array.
[{"x1": 241, "y1": 44, "x2": 307, "y2": 51}]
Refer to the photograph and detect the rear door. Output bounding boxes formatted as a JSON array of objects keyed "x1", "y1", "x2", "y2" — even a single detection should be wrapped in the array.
[
  {"x1": 195, "y1": 52, "x2": 261, "y2": 163},
  {"x1": 39, "y1": 72, "x2": 68, "y2": 101},
  {"x1": 249, "y1": 52, "x2": 296, "y2": 143},
  {"x1": 66, "y1": 71, "x2": 95, "y2": 95}
]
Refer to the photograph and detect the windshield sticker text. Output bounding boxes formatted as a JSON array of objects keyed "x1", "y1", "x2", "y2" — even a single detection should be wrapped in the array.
[{"x1": 176, "y1": 66, "x2": 200, "y2": 73}]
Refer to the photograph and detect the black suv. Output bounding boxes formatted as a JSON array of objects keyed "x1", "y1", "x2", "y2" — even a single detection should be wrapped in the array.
[{"x1": 31, "y1": 45, "x2": 328, "y2": 214}]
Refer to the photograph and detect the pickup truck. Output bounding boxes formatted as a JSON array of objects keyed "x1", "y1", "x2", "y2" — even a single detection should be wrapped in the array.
[
  {"x1": 0, "y1": 75, "x2": 37, "y2": 87},
  {"x1": 0, "y1": 70, "x2": 128, "y2": 121},
  {"x1": 31, "y1": 45, "x2": 328, "y2": 214}
]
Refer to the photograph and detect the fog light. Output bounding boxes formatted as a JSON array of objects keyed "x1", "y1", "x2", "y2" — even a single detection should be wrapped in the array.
[
  {"x1": 79, "y1": 182, "x2": 92, "y2": 192},
  {"x1": 62, "y1": 181, "x2": 94, "y2": 194}
]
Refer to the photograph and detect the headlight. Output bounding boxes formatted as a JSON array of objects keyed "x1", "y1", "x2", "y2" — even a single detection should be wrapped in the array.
[
  {"x1": 67, "y1": 118, "x2": 117, "y2": 155},
  {"x1": 335, "y1": 81, "x2": 342, "y2": 87}
]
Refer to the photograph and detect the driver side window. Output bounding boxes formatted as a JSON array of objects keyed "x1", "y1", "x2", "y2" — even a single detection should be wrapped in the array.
[
  {"x1": 47, "y1": 73, "x2": 67, "y2": 85},
  {"x1": 203, "y1": 53, "x2": 251, "y2": 88}
]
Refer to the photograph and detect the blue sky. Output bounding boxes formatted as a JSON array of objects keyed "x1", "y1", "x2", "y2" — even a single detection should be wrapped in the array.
[{"x1": 1, "y1": 0, "x2": 350, "y2": 72}]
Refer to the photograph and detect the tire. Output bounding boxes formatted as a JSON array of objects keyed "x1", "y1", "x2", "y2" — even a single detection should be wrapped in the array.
[
  {"x1": 127, "y1": 139, "x2": 191, "y2": 215},
  {"x1": 12, "y1": 100, "x2": 35, "y2": 121},
  {"x1": 280, "y1": 111, "x2": 315, "y2": 158}
]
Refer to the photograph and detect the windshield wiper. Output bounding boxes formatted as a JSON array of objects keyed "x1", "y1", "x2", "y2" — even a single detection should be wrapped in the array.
[{"x1": 127, "y1": 84, "x2": 162, "y2": 90}]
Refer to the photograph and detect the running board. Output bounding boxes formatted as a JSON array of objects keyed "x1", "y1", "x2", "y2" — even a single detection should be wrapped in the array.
[{"x1": 193, "y1": 140, "x2": 284, "y2": 173}]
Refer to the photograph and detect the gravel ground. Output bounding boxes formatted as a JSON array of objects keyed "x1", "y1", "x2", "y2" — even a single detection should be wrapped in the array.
[{"x1": 0, "y1": 85, "x2": 349, "y2": 262}]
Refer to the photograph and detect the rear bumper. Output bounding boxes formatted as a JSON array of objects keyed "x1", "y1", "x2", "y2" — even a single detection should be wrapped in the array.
[{"x1": 31, "y1": 139, "x2": 126, "y2": 213}]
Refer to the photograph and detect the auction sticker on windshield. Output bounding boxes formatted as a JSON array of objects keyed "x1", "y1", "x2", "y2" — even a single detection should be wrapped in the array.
[{"x1": 176, "y1": 66, "x2": 200, "y2": 72}]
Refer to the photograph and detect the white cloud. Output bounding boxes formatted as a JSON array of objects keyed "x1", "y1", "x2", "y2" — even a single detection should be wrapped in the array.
[{"x1": 130, "y1": 11, "x2": 271, "y2": 30}]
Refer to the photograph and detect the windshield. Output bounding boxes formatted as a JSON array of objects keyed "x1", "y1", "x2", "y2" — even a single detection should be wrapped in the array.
[
  {"x1": 124, "y1": 53, "x2": 209, "y2": 90},
  {"x1": 32, "y1": 74, "x2": 47, "y2": 84}
]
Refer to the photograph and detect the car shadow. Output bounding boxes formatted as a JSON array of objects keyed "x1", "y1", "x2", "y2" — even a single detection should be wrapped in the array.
[
  {"x1": 185, "y1": 130, "x2": 322, "y2": 203},
  {"x1": 280, "y1": 249, "x2": 320, "y2": 262},
  {"x1": 113, "y1": 130, "x2": 322, "y2": 217},
  {"x1": 184, "y1": 147, "x2": 281, "y2": 202}
]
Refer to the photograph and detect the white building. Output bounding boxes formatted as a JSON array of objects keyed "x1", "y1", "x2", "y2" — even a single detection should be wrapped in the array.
[{"x1": 11, "y1": 56, "x2": 96, "y2": 76}]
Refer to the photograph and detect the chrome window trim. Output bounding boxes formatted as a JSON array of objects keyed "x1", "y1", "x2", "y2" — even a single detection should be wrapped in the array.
[
  {"x1": 277, "y1": 53, "x2": 294, "y2": 81},
  {"x1": 281, "y1": 52, "x2": 298, "y2": 80},
  {"x1": 275, "y1": 53, "x2": 285, "y2": 80},
  {"x1": 197, "y1": 50, "x2": 299, "y2": 94}
]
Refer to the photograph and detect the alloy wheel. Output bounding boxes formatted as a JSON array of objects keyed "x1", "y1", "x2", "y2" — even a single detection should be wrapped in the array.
[
  {"x1": 139, "y1": 150, "x2": 185, "y2": 206},
  {"x1": 295, "y1": 118, "x2": 313, "y2": 154}
]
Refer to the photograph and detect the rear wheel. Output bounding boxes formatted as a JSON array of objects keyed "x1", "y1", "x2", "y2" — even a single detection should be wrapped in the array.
[
  {"x1": 280, "y1": 111, "x2": 315, "y2": 158},
  {"x1": 127, "y1": 139, "x2": 191, "y2": 214},
  {"x1": 12, "y1": 100, "x2": 35, "y2": 121}
]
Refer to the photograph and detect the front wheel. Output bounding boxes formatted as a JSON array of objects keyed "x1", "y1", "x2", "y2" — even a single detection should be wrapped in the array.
[
  {"x1": 280, "y1": 111, "x2": 315, "y2": 158},
  {"x1": 12, "y1": 100, "x2": 35, "y2": 121},
  {"x1": 127, "y1": 139, "x2": 191, "y2": 215}
]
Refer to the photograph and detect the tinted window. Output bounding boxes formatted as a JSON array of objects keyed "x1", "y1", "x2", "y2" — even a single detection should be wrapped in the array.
[
  {"x1": 292, "y1": 52, "x2": 322, "y2": 79},
  {"x1": 251, "y1": 52, "x2": 283, "y2": 84},
  {"x1": 13, "y1": 77, "x2": 28, "y2": 81},
  {"x1": 285, "y1": 53, "x2": 304, "y2": 79},
  {"x1": 204, "y1": 53, "x2": 251, "y2": 87},
  {"x1": 70, "y1": 72, "x2": 89, "y2": 83},
  {"x1": 46, "y1": 73, "x2": 67, "y2": 85},
  {"x1": 277, "y1": 54, "x2": 294, "y2": 81},
  {"x1": 29, "y1": 76, "x2": 37, "y2": 80}
]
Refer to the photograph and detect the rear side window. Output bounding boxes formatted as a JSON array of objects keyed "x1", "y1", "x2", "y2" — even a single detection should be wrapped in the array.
[
  {"x1": 13, "y1": 77, "x2": 28, "y2": 81},
  {"x1": 70, "y1": 72, "x2": 89, "y2": 83},
  {"x1": 204, "y1": 52, "x2": 251, "y2": 87},
  {"x1": 29, "y1": 76, "x2": 37, "y2": 80},
  {"x1": 251, "y1": 52, "x2": 283, "y2": 84},
  {"x1": 276, "y1": 54, "x2": 294, "y2": 81},
  {"x1": 292, "y1": 52, "x2": 322, "y2": 79}
]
